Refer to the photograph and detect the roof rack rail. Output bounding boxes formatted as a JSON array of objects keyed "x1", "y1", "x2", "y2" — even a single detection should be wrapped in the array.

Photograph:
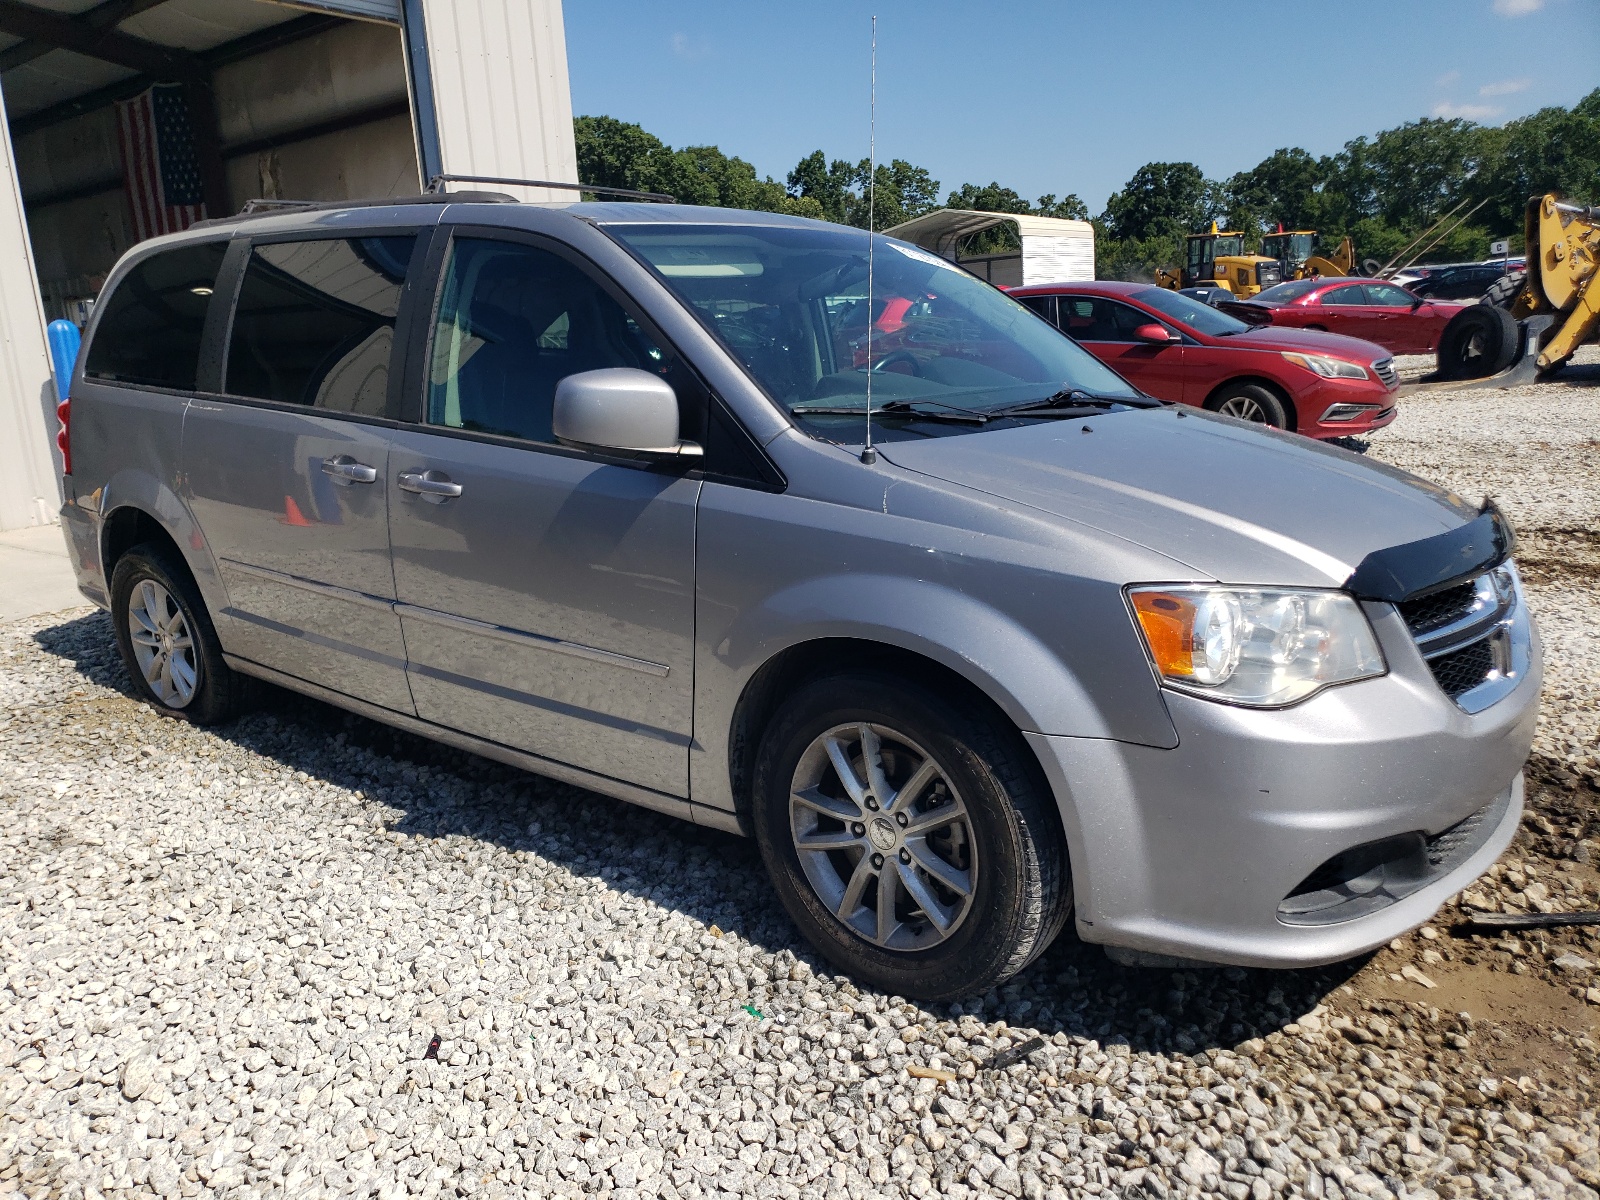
[
  {"x1": 425, "y1": 174, "x2": 676, "y2": 203},
  {"x1": 237, "y1": 198, "x2": 321, "y2": 215},
  {"x1": 192, "y1": 190, "x2": 520, "y2": 230}
]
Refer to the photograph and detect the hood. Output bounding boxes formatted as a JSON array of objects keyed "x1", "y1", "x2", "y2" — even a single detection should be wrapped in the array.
[
  {"x1": 879, "y1": 406, "x2": 1482, "y2": 588},
  {"x1": 1223, "y1": 322, "x2": 1392, "y2": 361},
  {"x1": 1222, "y1": 321, "x2": 1391, "y2": 362}
]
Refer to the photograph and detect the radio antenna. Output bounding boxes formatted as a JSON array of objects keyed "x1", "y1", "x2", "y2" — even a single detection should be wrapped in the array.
[{"x1": 860, "y1": 14, "x2": 879, "y2": 466}]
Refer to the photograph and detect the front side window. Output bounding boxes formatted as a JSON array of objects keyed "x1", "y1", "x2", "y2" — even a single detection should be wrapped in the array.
[
  {"x1": 427, "y1": 238, "x2": 670, "y2": 444},
  {"x1": 1055, "y1": 296, "x2": 1165, "y2": 343},
  {"x1": 1322, "y1": 285, "x2": 1369, "y2": 306},
  {"x1": 605, "y1": 223, "x2": 1139, "y2": 431},
  {"x1": 225, "y1": 236, "x2": 416, "y2": 412},
  {"x1": 1365, "y1": 283, "x2": 1416, "y2": 307},
  {"x1": 1128, "y1": 287, "x2": 1249, "y2": 337},
  {"x1": 85, "y1": 242, "x2": 227, "y2": 390}
]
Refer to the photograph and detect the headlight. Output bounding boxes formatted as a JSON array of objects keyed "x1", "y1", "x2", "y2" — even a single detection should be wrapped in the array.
[
  {"x1": 1129, "y1": 586, "x2": 1386, "y2": 707},
  {"x1": 1281, "y1": 351, "x2": 1369, "y2": 380}
]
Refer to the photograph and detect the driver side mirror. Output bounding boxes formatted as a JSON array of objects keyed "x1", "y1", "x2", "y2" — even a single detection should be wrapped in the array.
[
  {"x1": 1133, "y1": 323, "x2": 1176, "y2": 345},
  {"x1": 553, "y1": 368, "x2": 703, "y2": 457}
]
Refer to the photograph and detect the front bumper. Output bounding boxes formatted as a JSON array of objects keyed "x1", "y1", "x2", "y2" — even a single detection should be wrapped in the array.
[
  {"x1": 1294, "y1": 376, "x2": 1399, "y2": 439},
  {"x1": 1029, "y1": 595, "x2": 1540, "y2": 968}
]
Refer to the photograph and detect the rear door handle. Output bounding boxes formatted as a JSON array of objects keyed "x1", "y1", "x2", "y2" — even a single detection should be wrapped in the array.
[
  {"x1": 321, "y1": 455, "x2": 378, "y2": 485},
  {"x1": 398, "y1": 470, "x2": 463, "y2": 502}
]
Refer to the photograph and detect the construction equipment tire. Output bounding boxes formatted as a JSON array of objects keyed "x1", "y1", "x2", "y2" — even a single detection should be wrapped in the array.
[
  {"x1": 1436, "y1": 305, "x2": 1519, "y2": 380},
  {"x1": 1479, "y1": 274, "x2": 1523, "y2": 310}
]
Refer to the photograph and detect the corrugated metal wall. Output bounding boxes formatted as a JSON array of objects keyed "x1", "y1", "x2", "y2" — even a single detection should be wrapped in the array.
[
  {"x1": 0, "y1": 82, "x2": 61, "y2": 532},
  {"x1": 412, "y1": 0, "x2": 576, "y2": 201}
]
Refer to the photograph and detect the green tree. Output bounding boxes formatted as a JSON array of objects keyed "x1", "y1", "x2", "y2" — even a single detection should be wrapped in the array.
[
  {"x1": 1471, "y1": 89, "x2": 1600, "y2": 233},
  {"x1": 1365, "y1": 117, "x2": 1487, "y2": 227},
  {"x1": 575, "y1": 114, "x2": 821, "y2": 218},
  {"x1": 1102, "y1": 162, "x2": 1214, "y2": 242},
  {"x1": 574, "y1": 115, "x2": 672, "y2": 195},
  {"x1": 1035, "y1": 193, "x2": 1089, "y2": 220},
  {"x1": 1224, "y1": 147, "x2": 1326, "y2": 235},
  {"x1": 786, "y1": 151, "x2": 854, "y2": 223}
]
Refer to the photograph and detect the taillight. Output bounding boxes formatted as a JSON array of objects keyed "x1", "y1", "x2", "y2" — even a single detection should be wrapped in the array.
[{"x1": 56, "y1": 399, "x2": 70, "y2": 475}]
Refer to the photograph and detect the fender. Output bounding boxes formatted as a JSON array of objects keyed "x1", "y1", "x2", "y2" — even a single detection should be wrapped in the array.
[
  {"x1": 689, "y1": 571, "x2": 1179, "y2": 816},
  {"x1": 98, "y1": 466, "x2": 231, "y2": 622}
]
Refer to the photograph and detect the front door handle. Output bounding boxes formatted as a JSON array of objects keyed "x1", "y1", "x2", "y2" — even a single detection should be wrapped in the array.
[
  {"x1": 397, "y1": 470, "x2": 463, "y2": 502},
  {"x1": 321, "y1": 455, "x2": 378, "y2": 485}
]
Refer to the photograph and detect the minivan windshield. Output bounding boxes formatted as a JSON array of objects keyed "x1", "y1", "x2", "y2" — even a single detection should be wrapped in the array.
[{"x1": 606, "y1": 223, "x2": 1142, "y2": 429}]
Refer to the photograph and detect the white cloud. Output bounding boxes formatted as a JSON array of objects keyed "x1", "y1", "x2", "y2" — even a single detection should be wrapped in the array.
[
  {"x1": 669, "y1": 32, "x2": 712, "y2": 60},
  {"x1": 1432, "y1": 101, "x2": 1503, "y2": 119},
  {"x1": 1492, "y1": 0, "x2": 1543, "y2": 15},
  {"x1": 1435, "y1": 70, "x2": 1461, "y2": 87},
  {"x1": 1479, "y1": 77, "x2": 1532, "y2": 97}
]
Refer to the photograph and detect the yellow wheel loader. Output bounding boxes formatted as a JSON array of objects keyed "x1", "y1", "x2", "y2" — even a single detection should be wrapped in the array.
[
  {"x1": 1260, "y1": 230, "x2": 1360, "y2": 280},
  {"x1": 1155, "y1": 224, "x2": 1283, "y2": 296},
  {"x1": 1421, "y1": 193, "x2": 1598, "y2": 387}
]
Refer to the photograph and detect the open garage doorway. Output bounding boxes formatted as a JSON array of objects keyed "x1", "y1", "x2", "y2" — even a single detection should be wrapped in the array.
[{"x1": 1, "y1": 0, "x2": 421, "y2": 324}]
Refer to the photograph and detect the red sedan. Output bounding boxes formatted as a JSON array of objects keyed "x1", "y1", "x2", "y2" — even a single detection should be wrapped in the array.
[
  {"x1": 1007, "y1": 281, "x2": 1399, "y2": 439},
  {"x1": 1243, "y1": 277, "x2": 1469, "y2": 355}
]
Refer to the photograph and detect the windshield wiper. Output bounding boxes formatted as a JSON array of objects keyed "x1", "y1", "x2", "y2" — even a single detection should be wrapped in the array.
[
  {"x1": 793, "y1": 399, "x2": 989, "y2": 424},
  {"x1": 987, "y1": 388, "x2": 1162, "y2": 418}
]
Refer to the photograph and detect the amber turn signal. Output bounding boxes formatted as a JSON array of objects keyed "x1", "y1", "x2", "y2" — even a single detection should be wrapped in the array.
[{"x1": 1131, "y1": 590, "x2": 1198, "y2": 679}]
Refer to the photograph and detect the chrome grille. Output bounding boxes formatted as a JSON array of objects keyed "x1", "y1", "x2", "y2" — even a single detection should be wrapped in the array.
[
  {"x1": 1399, "y1": 580, "x2": 1479, "y2": 635},
  {"x1": 1427, "y1": 637, "x2": 1497, "y2": 700},
  {"x1": 1372, "y1": 358, "x2": 1397, "y2": 388},
  {"x1": 1402, "y1": 565, "x2": 1527, "y2": 713}
]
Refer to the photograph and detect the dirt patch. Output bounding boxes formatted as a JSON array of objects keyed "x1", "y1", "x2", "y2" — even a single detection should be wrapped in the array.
[
  {"x1": 1516, "y1": 526, "x2": 1600, "y2": 587},
  {"x1": 1349, "y1": 950, "x2": 1596, "y2": 1080}
]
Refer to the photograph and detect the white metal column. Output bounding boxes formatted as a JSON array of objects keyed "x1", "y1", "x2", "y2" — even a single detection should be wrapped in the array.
[
  {"x1": 403, "y1": 0, "x2": 577, "y2": 202},
  {"x1": 0, "y1": 81, "x2": 59, "y2": 532}
]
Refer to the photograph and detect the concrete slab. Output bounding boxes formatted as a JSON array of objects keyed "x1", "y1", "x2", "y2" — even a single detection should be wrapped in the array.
[{"x1": 0, "y1": 522, "x2": 89, "y2": 621}]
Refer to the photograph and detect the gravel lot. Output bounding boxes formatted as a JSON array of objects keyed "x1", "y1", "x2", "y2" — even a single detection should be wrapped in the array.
[{"x1": 3, "y1": 349, "x2": 1598, "y2": 1200}]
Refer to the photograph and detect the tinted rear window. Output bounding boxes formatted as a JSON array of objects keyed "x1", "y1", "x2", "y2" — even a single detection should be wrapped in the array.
[
  {"x1": 1251, "y1": 278, "x2": 1323, "y2": 305},
  {"x1": 85, "y1": 242, "x2": 227, "y2": 390},
  {"x1": 224, "y1": 236, "x2": 417, "y2": 412}
]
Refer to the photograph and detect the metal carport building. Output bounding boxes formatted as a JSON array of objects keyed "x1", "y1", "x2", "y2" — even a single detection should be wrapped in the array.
[{"x1": 0, "y1": 0, "x2": 576, "y2": 531}]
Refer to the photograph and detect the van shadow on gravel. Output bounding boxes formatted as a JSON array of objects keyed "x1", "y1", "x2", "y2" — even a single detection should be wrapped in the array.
[{"x1": 34, "y1": 610, "x2": 1367, "y2": 1059}]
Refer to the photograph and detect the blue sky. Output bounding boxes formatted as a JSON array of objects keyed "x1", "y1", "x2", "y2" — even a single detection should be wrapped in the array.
[{"x1": 565, "y1": 0, "x2": 1600, "y2": 214}]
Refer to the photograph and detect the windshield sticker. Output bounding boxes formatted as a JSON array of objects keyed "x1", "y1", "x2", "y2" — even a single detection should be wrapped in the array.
[{"x1": 887, "y1": 241, "x2": 963, "y2": 272}]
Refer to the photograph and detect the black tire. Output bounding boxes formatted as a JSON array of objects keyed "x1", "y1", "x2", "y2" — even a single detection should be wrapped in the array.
[
  {"x1": 1436, "y1": 304, "x2": 1519, "y2": 380},
  {"x1": 1479, "y1": 273, "x2": 1523, "y2": 311},
  {"x1": 1204, "y1": 382, "x2": 1290, "y2": 429},
  {"x1": 751, "y1": 672, "x2": 1070, "y2": 1001},
  {"x1": 110, "y1": 542, "x2": 243, "y2": 725},
  {"x1": 1360, "y1": 258, "x2": 1384, "y2": 277}
]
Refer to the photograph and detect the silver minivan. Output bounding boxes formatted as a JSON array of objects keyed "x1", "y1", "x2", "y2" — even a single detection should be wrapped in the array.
[{"x1": 59, "y1": 195, "x2": 1539, "y2": 1000}]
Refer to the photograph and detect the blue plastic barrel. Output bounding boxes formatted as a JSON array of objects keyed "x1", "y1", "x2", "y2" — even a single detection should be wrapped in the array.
[{"x1": 47, "y1": 319, "x2": 81, "y2": 405}]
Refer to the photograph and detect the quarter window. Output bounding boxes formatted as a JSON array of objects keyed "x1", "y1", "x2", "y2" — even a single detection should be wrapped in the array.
[
  {"x1": 84, "y1": 242, "x2": 227, "y2": 390},
  {"x1": 426, "y1": 238, "x2": 671, "y2": 445},
  {"x1": 224, "y1": 236, "x2": 417, "y2": 412}
]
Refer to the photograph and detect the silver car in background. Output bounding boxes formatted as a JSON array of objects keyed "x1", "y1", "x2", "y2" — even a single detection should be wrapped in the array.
[{"x1": 58, "y1": 196, "x2": 1539, "y2": 999}]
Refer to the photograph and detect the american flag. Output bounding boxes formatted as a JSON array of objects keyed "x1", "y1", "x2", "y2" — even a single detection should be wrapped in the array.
[{"x1": 116, "y1": 84, "x2": 207, "y2": 241}]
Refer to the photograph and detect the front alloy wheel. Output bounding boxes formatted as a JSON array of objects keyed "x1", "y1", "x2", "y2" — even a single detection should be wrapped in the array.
[
  {"x1": 753, "y1": 672, "x2": 1070, "y2": 1001},
  {"x1": 789, "y1": 722, "x2": 976, "y2": 951}
]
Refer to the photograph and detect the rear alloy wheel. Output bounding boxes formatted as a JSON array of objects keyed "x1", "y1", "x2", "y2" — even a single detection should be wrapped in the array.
[
  {"x1": 752, "y1": 672, "x2": 1070, "y2": 1000},
  {"x1": 1205, "y1": 383, "x2": 1289, "y2": 429},
  {"x1": 1436, "y1": 305, "x2": 1519, "y2": 380},
  {"x1": 111, "y1": 542, "x2": 243, "y2": 725}
]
